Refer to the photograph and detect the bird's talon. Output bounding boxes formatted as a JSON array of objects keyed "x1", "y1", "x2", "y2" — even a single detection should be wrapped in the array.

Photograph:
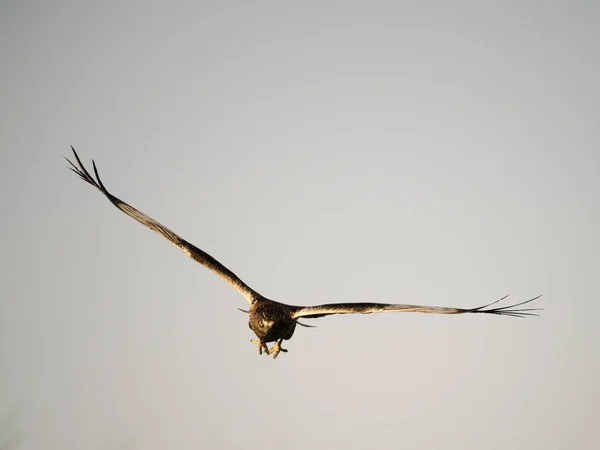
[
  {"x1": 267, "y1": 340, "x2": 288, "y2": 359},
  {"x1": 251, "y1": 339, "x2": 269, "y2": 355}
]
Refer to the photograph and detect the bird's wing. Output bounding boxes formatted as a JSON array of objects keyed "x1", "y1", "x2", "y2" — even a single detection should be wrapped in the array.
[
  {"x1": 65, "y1": 147, "x2": 258, "y2": 304},
  {"x1": 291, "y1": 295, "x2": 542, "y2": 319}
]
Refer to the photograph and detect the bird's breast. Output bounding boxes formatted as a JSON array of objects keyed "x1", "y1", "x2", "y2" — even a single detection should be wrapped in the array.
[{"x1": 249, "y1": 302, "x2": 296, "y2": 341}]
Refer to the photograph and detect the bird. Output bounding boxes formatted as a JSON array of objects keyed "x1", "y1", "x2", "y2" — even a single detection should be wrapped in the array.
[{"x1": 65, "y1": 147, "x2": 542, "y2": 359}]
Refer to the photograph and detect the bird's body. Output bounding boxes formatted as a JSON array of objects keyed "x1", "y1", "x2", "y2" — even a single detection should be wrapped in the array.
[
  {"x1": 247, "y1": 300, "x2": 297, "y2": 356},
  {"x1": 249, "y1": 300, "x2": 297, "y2": 342},
  {"x1": 66, "y1": 147, "x2": 542, "y2": 359}
]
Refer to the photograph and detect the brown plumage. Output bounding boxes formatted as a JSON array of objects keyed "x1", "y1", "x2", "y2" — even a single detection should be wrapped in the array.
[{"x1": 66, "y1": 147, "x2": 542, "y2": 359}]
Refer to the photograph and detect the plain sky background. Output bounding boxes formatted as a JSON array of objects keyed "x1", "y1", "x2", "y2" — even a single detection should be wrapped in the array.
[{"x1": 1, "y1": 1, "x2": 599, "y2": 449}]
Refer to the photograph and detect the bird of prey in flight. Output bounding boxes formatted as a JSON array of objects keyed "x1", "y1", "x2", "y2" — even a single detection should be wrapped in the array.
[{"x1": 65, "y1": 147, "x2": 542, "y2": 359}]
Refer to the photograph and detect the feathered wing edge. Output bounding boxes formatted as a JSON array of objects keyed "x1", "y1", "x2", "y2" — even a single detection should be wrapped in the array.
[
  {"x1": 290, "y1": 294, "x2": 542, "y2": 319},
  {"x1": 65, "y1": 146, "x2": 259, "y2": 304}
]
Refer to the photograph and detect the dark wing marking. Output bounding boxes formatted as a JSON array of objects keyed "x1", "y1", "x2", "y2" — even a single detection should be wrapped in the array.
[
  {"x1": 66, "y1": 147, "x2": 258, "y2": 304},
  {"x1": 291, "y1": 295, "x2": 542, "y2": 319}
]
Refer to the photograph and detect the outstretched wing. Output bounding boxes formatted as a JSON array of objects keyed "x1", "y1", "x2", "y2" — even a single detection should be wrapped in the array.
[
  {"x1": 65, "y1": 147, "x2": 258, "y2": 304},
  {"x1": 291, "y1": 295, "x2": 542, "y2": 319}
]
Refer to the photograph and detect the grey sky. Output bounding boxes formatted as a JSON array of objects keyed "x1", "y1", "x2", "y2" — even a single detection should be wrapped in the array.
[{"x1": 1, "y1": 1, "x2": 599, "y2": 449}]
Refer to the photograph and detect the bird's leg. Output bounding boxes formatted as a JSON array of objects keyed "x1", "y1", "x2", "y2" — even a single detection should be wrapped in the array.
[
  {"x1": 267, "y1": 339, "x2": 288, "y2": 359},
  {"x1": 250, "y1": 339, "x2": 269, "y2": 355}
]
